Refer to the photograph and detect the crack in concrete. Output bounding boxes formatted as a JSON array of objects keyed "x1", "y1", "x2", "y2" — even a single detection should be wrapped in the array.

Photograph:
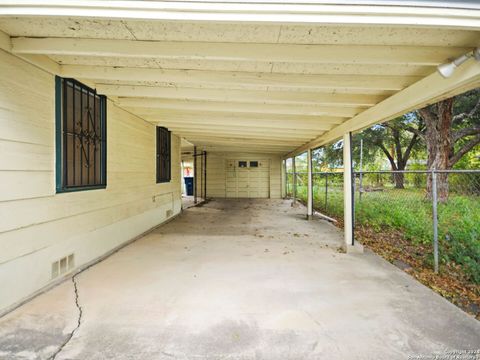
[{"x1": 49, "y1": 275, "x2": 83, "y2": 360}]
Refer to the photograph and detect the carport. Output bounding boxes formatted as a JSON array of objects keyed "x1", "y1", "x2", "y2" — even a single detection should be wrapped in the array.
[
  {"x1": 0, "y1": 1, "x2": 480, "y2": 358},
  {"x1": 2, "y1": 199, "x2": 480, "y2": 359},
  {"x1": 1, "y1": 1, "x2": 478, "y2": 247}
]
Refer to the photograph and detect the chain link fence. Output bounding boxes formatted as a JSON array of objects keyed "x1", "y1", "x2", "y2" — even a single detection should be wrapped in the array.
[
  {"x1": 285, "y1": 168, "x2": 480, "y2": 282},
  {"x1": 285, "y1": 172, "x2": 294, "y2": 198},
  {"x1": 354, "y1": 170, "x2": 480, "y2": 281},
  {"x1": 286, "y1": 171, "x2": 344, "y2": 220},
  {"x1": 312, "y1": 172, "x2": 344, "y2": 220}
]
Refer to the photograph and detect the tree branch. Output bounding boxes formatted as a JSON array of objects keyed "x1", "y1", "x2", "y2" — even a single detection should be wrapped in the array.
[
  {"x1": 401, "y1": 133, "x2": 419, "y2": 168},
  {"x1": 382, "y1": 122, "x2": 394, "y2": 130},
  {"x1": 452, "y1": 94, "x2": 480, "y2": 123},
  {"x1": 449, "y1": 133, "x2": 480, "y2": 167},
  {"x1": 392, "y1": 128, "x2": 403, "y2": 165},
  {"x1": 404, "y1": 126, "x2": 425, "y2": 138},
  {"x1": 453, "y1": 126, "x2": 480, "y2": 142},
  {"x1": 376, "y1": 141, "x2": 397, "y2": 170}
]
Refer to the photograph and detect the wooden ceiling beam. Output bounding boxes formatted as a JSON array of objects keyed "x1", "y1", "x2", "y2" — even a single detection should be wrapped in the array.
[
  {"x1": 172, "y1": 131, "x2": 311, "y2": 142},
  {"x1": 177, "y1": 135, "x2": 304, "y2": 146},
  {"x1": 12, "y1": 37, "x2": 469, "y2": 66},
  {"x1": 118, "y1": 98, "x2": 360, "y2": 118},
  {"x1": 138, "y1": 113, "x2": 341, "y2": 131},
  {"x1": 166, "y1": 124, "x2": 323, "y2": 137},
  {"x1": 96, "y1": 84, "x2": 383, "y2": 106},
  {"x1": 61, "y1": 65, "x2": 420, "y2": 92},
  {"x1": 151, "y1": 119, "x2": 333, "y2": 132}
]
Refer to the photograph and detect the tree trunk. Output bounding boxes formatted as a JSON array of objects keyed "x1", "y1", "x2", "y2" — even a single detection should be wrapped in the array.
[
  {"x1": 393, "y1": 172, "x2": 405, "y2": 189},
  {"x1": 419, "y1": 99, "x2": 453, "y2": 202}
]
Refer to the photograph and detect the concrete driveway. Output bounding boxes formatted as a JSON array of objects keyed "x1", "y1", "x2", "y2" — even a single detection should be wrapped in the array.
[{"x1": 0, "y1": 199, "x2": 479, "y2": 360}]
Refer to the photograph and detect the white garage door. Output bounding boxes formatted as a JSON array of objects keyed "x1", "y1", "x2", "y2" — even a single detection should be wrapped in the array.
[{"x1": 226, "y1": 159, "x2": 270, "y2": 198}]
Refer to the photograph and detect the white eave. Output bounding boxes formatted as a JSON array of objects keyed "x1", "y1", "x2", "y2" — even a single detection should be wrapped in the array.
[{"x1": 0, "y1": 1, "x2": 479, "y2": 29}]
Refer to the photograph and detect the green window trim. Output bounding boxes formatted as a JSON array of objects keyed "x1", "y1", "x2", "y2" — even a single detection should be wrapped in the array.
[
  {"x1": 156, "y1": 126, "x2": 171, "y2": 183},
  {"x1": 55, "y1": 76, "x2": 107, "y2": 193}
]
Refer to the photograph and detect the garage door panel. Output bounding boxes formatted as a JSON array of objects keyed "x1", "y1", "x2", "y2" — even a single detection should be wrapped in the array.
[{"x1": 225, "y1": 159, "x2": 270, "y2": 199}]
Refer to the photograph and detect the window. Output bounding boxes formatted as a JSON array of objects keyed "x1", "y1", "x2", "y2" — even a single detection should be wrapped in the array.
[
  {"x1": 238, "y1": 161, "x2": 248, "y2": 168},
  {"x1": 55, "y1": 77, "x2": 107, "y2": 192},
  {"x1": 156, "y1": 127, "x2": 171, "y2": 183},
  {"x1": 249, "y1": 161, "x2": 259, "y2": 168}
]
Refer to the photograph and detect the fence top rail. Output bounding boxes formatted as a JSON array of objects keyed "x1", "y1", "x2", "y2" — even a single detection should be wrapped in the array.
[
  {"x1": 287, "y1": 170, "x2": 480, "y2": 175},
  {"x1": 354, "y1": 170, "x2": 480, "y2": 174}
]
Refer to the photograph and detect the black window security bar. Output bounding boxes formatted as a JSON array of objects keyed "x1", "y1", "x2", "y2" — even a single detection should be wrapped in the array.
[
  {"x1": 55, "y1": 77, "x2": 107, "y2": 192},
  {"x1": 156, "y1": 127, "x2": 171, "y2": 183}
]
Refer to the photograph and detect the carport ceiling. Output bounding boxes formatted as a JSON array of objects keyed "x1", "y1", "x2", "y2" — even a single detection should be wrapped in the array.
[{"x1": 0, "y1": 1, "x2": 479, "y2": 155}]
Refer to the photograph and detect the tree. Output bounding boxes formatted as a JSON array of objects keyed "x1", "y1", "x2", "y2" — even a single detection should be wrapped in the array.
[
  {"x1": 312, "y1": 117, "x2": 421, "y2": 189},
  {"x1": 416, "y1": 89, "x2": 480, "y2": 201},
  {"x1": 312, "y1": 140, "x2": 344, "y2": 171},
  {"x1": 363, "y1": 116, "x2": 422, "y2": 188}
]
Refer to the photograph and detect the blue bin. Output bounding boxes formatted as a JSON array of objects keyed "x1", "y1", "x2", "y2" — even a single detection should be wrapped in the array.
[{"x1": 184, "y1": 177, "x2": 194, "y2": 196}]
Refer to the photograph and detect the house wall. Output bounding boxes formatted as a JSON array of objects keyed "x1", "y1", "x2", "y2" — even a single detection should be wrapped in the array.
[
  {"x1": 205, "y1": 152, "x2": 282, "y2": 198},
  {"x1": 0, "y1": 50, "x2": 182, "y2": 313}
]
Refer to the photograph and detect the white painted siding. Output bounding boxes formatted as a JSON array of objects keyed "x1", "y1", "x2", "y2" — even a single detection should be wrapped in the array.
[
  {"x1": 206, "y1": 152, "x2": 282, "y2": 199},
  {"x1": 0, "y1": 50, "x2": 181, "y2": 313}
]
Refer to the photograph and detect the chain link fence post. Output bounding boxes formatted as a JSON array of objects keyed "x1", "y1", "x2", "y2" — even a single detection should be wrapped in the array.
[
  {"x1": 431, "y1": 169, "x2": 439, "y2": 274},
  {"x1": 325, "y1": 173, "x2": 328, "y2": 212},
  {"x1": 359, "y1": 139, "x2": 364, "y2": 201}
]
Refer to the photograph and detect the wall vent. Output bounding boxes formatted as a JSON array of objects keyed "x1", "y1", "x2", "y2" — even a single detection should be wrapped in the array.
[{"x1": 51, "y1": 253, "x2": 75, "y2": 280}]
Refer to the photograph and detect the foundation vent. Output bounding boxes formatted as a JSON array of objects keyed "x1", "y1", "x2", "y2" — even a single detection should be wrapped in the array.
[{"x1": 51, "y1": 253, "x2": 75, "y2": 280}]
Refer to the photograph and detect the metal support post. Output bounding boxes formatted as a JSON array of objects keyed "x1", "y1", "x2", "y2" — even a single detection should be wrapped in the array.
[
  {"x1": 343, "y1": 133, "x2": 354, "y2": 247},
  {"x1": 307, "y1": 148, "x2": 313, "y2": 220},
  {"x1": 292, "y1": 156, "x2": 297, "y2": 204},
  {"x1": 203, "y1": 151, "x2": 207, "y2": 200},
  {"x1": 193, "y1": 146, "x2": 197, "y2": 204}
]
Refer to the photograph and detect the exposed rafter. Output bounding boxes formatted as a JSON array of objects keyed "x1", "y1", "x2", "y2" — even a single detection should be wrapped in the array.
[
  {"x1": 117, "y1": 98, "x2": 360, "y2": 118},
  {"x1": 96, "y1": 84, "x2": 384, "y2": 106},
  {"x1": 183, "y1": 140, "x2": 294, "y2": 150},
  {"x1": 170, "y1": 131, "x2": 312, "y2": 142},
  {"x1": 159, "y1": 123, "x2": 326, "y2": 136},
  {"x1": 177, "y1": 135, "x2": 304, "y2": 146},
  {"x1": 163, "y1": 126, "x2": 324, "y2": 141},
  {"x1": 133, "y1": 110, "x2": 343, "y2": 127},
  {"x1": 11, "y1": 37, "x2": 469, "y2": 66},
  {"x1": 61, "y1": 65, "x2": 420, "y2": 92}
]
